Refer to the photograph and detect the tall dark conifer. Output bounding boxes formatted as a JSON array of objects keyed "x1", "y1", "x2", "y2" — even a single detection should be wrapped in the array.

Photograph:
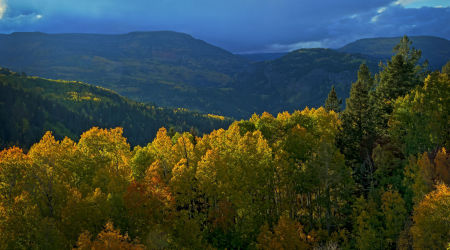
[
  {"x1": 324, "y1": 85, "x2": 342, "y2": 113},
  {"x1": 338, "y1": 63, "x2": 376, "y2": 192}
]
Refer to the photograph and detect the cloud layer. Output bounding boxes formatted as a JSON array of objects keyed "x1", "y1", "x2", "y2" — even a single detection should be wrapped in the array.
[{"x1": 0, "y1": 0, "x2": 448, "y2": 52}]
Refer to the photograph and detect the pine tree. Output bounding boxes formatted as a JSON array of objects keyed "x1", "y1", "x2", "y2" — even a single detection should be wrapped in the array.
[
  {"x1": 324, "y1": 85, "x2": 342, "y2": 113},
  {"x1": 338, "y1": 64, "x2": 376, "y2": 192},
  {"x1": 372, "y1": 35, "x2": 427, "y2": 131}
]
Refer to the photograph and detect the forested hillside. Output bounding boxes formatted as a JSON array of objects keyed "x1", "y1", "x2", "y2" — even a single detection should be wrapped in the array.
[
  {"x1": 0, "y1": 36, "x2": 448, "y2": 249},
  {"x1": 0, "y1": 68, "x2": 231, "y2": 149},
  {"x1": 0, "y1": 31, "x2": 249, "y2": 114},
  {"x1": 232, "y1": 48, "x2": 379, "y2": 115},
  {"x1": 0, "y1": 33, "x2": 448, "y2": 118},
  {"x1": 238, "y1": 52, "x2": 287, "y2": 62}
]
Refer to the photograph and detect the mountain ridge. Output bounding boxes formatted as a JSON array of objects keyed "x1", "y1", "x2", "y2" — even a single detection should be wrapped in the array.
[{"x1": 0, "y1": 32, "x2": 448, "y2": 118}]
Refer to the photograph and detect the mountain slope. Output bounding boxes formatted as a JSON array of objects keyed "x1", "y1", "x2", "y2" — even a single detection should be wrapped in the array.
[
  {"x1": 232, "y1": 48, "x2": 379, "y2": 115},
  {"x1": 1, "y1": 32, "x2": 448, "y2": 118},
  {"x1": 339, "y1": 36, "x2": 450, "y2": 69},
  {"x1": 0, "y1": 68, "x2": 231, "y2": 149},
  {"x1": 238, "y1": 52, "x2": 287, "y2": 62},
  {"x1": 0, "y1": 31, "x2": 249, "y2": 113}
]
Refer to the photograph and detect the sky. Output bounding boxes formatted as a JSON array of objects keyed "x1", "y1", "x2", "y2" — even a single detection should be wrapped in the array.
[{"x1": 0, "y1": 0, "x2": 449, "y2": 53}]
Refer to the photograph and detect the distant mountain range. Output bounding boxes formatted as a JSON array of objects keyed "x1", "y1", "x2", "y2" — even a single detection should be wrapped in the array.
[
  {"x1": 339, "y1": 36, "x2": 450, "y2": 69},
  {"x1": 0, "y1": 68, "x2": 231, "y2": 149},
  {"x1": 0, "y1": 32, "x2": 448, "y2": 118}
]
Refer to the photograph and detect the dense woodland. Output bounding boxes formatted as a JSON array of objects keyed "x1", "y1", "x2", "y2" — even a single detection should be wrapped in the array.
[
  {"x1": 0, "y1": 70, "x2": 231, "y2": 149},
  {"x1": 0, "y1": 36, "x2": 449, "y2": 249}
]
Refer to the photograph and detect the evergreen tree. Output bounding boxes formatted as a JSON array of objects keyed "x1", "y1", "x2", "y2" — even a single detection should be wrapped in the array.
[
  {"x1": 372, "y1": 35, "x2": 427, "y2": 132},
  {"x1": 324, "y1": 85, "x2": 342, "y2": 113},
  {"x1": 338, "y1": 64, "x2": 376, "y2": 192}
]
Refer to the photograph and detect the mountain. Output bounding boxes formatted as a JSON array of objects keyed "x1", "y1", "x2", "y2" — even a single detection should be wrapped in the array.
[
  {"x1": 339, "y1": 36, "x2": 450, "y2": 69},
  {"x1": 232, "y1": 48, "x2": 379, "y2": 115},
  {"x1": 238, "y1": 52, "x2": 287, "y2": 62},
  {"x1": 0, "y1": 31, "x2": 249, "y2": 114},
  {"x1": 1, "y1": 32, "x2": 448, "y2": 119},
  {"x1": 0, "y1": 68, "x2": 231, "y2": 149}
]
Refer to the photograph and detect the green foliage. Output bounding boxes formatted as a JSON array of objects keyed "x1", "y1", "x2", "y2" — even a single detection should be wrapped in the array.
[
  {"x1": 390, "y1": 70, "x2": 450, "y2": 155},
  {"x1": 0, "y1": 69, "x2": 232, "y2": 149},
  {"x1": 234, "y1": 48, "x2": 379, "y2": 117},
  {"x1": 324, "y1": 85, "x2": 342, "y2": 113},
  {"x1": 372, "y1": 36, "x2": 428, "y2": 133},
  {"x1": 2, "y1": 33, "x2": 448, "y2": 118},
  {"x1": 0, "y1": 32, "x2": 250, "y2": 117},
  {"x1": 381, "y1": 189, "x2": 407, "y2": 248},
  {"x1": 353, "y1": 196, "x2": 383, "y2": 250},
  {"x1": 338, "y1": 63, "x2": 377, "y2": 194}
]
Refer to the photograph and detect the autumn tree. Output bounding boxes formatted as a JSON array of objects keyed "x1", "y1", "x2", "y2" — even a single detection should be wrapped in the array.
[
  {"x1": 0, "y1": 147, "x2": 30, "y2": 204},
  {"x1": 389, "y1": 71, "x2": 449, "y2": 155},
  {"x1": 403, "y1": 148, "x2": 450, "y2": 205},
  {"x1": 74, "y1": 221, "x2": 145, "y2": 250},
  {"x1": 123, "y1": 163, "x2": 174, "y2": 246},
  {"x1": 256, "y1": 215, "x2": 311, "y2": 250},
  {"x1": 410, "y1": 184, "x2": 450, "y2": 249},
  {"x1": 196, "y1": 125, "x2": 275, "y2": 247}
]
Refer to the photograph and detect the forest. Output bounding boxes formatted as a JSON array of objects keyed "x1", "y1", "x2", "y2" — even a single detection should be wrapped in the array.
[
  {"x1": 0, "y1": 36, "x2": 449, "y2": 249},
  {"x1": 2, "y1": 33, "x2": 449, "y2": 119},
  {"x1": 0, "y1": 69, "x2": 231, "y2": 149}
]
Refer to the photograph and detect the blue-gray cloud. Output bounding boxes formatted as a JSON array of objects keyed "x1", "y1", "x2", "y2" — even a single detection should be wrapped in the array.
[{"x1": 0, "y1": 0, "x2": 448, "y2": 52}]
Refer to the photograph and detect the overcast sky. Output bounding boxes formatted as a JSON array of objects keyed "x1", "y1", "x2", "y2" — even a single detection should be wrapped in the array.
[{"x1": 0, "y1": 0, "x2": 448, "y2": 53}]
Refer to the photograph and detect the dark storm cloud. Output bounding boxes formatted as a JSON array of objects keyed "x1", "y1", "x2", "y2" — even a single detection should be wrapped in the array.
[{"x1": 0, "y1": 0, "x2": 448, "y2": 52}]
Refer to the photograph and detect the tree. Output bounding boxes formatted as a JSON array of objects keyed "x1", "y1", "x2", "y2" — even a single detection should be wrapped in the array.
[
  {"x1": 304, "y1": 141, "x2": 354, "y2": 236},
  {"x1": 74, "y1": 221, "x2": 145, "y2": 250},
  {"x1": 353, "y1": 196, "x2": 383, "y2": 250},
  {"x1": 256, "y1": 215, "x2": 311, "y2": 250},
  {"x1": 410, "y1": 184, "x2": 450, "y2": 249},
  {"x1": 389, "y1": 71, "x2": 450, "y2": 155},
  {"x1": 196, "y1": 125, "x2": 275, "y2": 247},
  {"x1": 338, "y1": 64, "x2": 376, "y2": 193},
  {"x1": 381, "y1": 189, "x2": 407, "y2": 248},
  {"x1": 372, "y1": 143, "x2": 405, "y2": 191},
  {"x1": 0, "y1": 147, "x2": 30, "y2": 204},
  {"x1": 150, "y1": 127, "x2": 176, "y2": 182},
  {"x1": 0, "y1": 192, "x2": 66, "y2": 249},
  {"x1": 60, "y1": 188, "x2": 110, "y2": 248},
  {"x1": 372, "y1": 35, "x2": 427, "y2": 132},
  {"x1": 77, "y1": 127, "x2": 132, "y2": 194},
  {"x1": 324, "y1": 86, "x2": 342, "y2": 113}
]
